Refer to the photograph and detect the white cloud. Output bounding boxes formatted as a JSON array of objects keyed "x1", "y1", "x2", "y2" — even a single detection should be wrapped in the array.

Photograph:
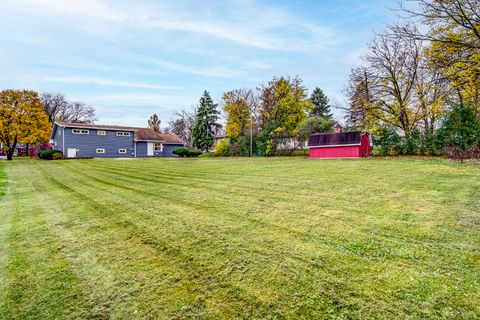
[
  {"x1": 148, "y1": 58, "x2": 243, "y2": 79},
  {"x1": 8, "y1": 0, "x2": 336, "y2": 51},
  {"x1": 85, "y1": 93, "x2": 196, "y2": 104},
  {"x1": 44, "y1": 76, "x2": 182, "y2": 90}
]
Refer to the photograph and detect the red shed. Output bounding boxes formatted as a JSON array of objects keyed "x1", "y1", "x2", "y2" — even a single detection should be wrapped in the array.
[{"x1": 308, "y1": 131, "x2": 372, "y2": 158}]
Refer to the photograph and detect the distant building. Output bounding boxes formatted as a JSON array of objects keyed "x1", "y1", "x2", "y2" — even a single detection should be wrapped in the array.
[{"x1": 50, "y1": 122, "x2": 185, "y2": 158}]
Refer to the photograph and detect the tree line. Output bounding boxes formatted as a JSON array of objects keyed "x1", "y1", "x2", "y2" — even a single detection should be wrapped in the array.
[
  {"x1": 164, "y1": 79, "x2": 335, "y2": 156},
  {"x1": 344, "y1": 0, "x2": 480, "y2": 160}
]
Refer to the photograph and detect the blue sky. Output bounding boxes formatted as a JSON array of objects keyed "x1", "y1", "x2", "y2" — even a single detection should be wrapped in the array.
[{"x1": 0, "y1": 0, "x2": 398, "y2": 127}]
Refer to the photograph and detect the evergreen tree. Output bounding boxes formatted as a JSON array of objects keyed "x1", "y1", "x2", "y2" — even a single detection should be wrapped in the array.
[
  {"x1": 148, "y1": 113, "x2": 161, "y2": 132},
  {"x1": 192, "y1": 91, "x2": 221, "y2": 152},
  {"x1": 310, "y1": 87, "x2": 332, "y2": 119}
]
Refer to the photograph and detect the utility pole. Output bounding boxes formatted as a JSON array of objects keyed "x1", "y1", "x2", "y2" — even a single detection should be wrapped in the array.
[{"x1": 250, "y1": 114, "x2": 253, "y2": 157}]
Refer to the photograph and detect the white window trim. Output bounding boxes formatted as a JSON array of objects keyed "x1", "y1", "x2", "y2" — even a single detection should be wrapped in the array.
[
  {"x1": 96, "y1": 148, "x2": 105, "y2": 154},
  {"x1": 116, "y1": 132, "x2": 131, "y2": 136},
  {"x1": 118, "y1": 148, "x2": 127, "y2": 154},
  {"x1": 97, "y1": 130, "x2": 106, "y2": 136},
  {"x1": 154, "y1": 142, "x2": 163, "y2": 152},
  {"x1": 72, "y1": 129, "x2": 89, "y2": 135}
]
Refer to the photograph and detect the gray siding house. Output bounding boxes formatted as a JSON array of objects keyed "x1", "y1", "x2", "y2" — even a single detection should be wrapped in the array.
[{"x1": 50, "y1": 122, "x2": 185, "y2": 158}]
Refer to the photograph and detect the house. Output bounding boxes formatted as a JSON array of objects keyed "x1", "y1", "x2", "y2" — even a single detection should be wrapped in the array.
[
  {"x1": 50, "y1": 122, "x2": 185, "y2": 158},
  {"x1": 308, "y1": 130, "x2": 372, "y2": 158}
]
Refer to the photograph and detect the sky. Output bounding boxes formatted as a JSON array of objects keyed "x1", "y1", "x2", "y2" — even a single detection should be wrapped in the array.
[{"x1": 0, "y1": 0, "x2": 399, "y2": 127}]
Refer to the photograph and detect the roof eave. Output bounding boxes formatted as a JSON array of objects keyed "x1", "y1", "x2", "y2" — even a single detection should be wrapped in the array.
[{"x1": 307, "y1": 143, "x2": 362, "y2": 148}]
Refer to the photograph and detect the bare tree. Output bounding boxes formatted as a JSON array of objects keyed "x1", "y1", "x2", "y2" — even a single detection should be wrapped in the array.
[
  {"x1": 40, "y1": 92, "x2": 68, "y2": 124},
  {"x1": 343, "y1": 67, "x2": 373, "y2": 129},
  {"x1": 413, "y1": 59, "x2": 448, "y2": 135},
  {"x1": 40, "y1": 92, "x2": 96, "y2": 124},
  {"x1": 148, "y1": 113, "x2": 161, "y2": 132},
  {"x1": 360, "y1": 30, "x2": 423, "y2": 134},
  {"x1": 165, "y1": 107, "x2": 196, "y2": 147}
]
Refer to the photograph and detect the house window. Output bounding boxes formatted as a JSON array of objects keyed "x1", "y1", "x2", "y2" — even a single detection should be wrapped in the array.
[
  {"x1": 154, "y1": 142, "x2": 163, "y2": 152},
  {"x1": 72, "y1": 129, "x2": 89, "y2": 134},
  {"x1": 97, "y1": 130, "x2": 106, "y2": 136},
  {"x1": 119, "y1": 149, "x2": 127, "y2": 154},
  {"x1": 116, "y1": 132, "x2": 131, "y2": 136},
  {"x1": 96, "y1": 148, "x2": 105, "y2": 154}
]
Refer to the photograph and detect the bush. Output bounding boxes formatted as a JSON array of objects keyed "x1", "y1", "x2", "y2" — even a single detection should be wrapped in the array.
[
  {"x1": 38, "y1": 149, "x2": 63, "y2": 160},
  {"x1": 172, "y1": 148, "x2": 202, "y2": 158},
  {"x1": 290, "y1": 149, "x2": 309, "y2": 156},
  {"x1": 214, "y1": 138, "x2": 231, "y2": 157},
  {"x1": 372, "y1": 126, "x2": 442, "y2": 156},
  {"x1": 52, "y1": 152, "x2": 64, "y2": 160},
  {"x1": 198, "y1": 152, "x2": 214, "y2": 158},
  {"x1": 435, "y1": 104, "x2": 480, "y2": 161}
]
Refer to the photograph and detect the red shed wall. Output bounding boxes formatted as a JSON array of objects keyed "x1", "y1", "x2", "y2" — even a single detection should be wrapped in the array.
[
  {"x1": 359, "y1": 134, "x2": 371, "y2": 157},
  {"x1": 309, "y1": 146, "x2": 361, "y2": 158}
]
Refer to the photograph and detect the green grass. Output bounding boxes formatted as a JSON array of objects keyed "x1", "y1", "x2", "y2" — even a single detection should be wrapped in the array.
[{"x1": 0, "y1": 157, "x2": 479, "y2": 319}]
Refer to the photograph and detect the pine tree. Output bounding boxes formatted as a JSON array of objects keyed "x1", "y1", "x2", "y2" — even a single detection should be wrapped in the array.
[
  {"x1": 148, "y1": 113, "x2": 161, "y2": 132},
  {"x1": 192, "y1": 91, "x2": 221, "y2": 152},
  {"x1": 310, "y1": 87, "x2": 332, "y2": 119}
]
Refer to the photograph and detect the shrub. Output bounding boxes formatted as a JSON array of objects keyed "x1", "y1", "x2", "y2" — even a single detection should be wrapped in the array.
[
  {"x1": 435, "y1": 104, "x2": 480, "y2": 161},
  {"x1": 38, "y1": 149, "x2": 63, "y2": 160},
  {"x1": 198, "y1": 152, "x2": 214, "y2": 158},
  {"x1": 172, "y1": 148, "x2": 202, "y2": 158},
  {"x1": 214, "y1": 138, "x2": 231, "y2": 157},
  {"x1": 52, "y1": 152, "x2": 64, "y2": 160},
  {"x1": 290, "y1": 149, "x2": 309, "y2": 156}
]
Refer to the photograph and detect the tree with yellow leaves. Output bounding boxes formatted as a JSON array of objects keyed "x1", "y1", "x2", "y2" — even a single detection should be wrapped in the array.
[
  {"x1": 222, "y1": 88, "x2": 256, "y2": 138},
  {"x1": 0, "y1": 90, "x2": 51, "y2": 160}
]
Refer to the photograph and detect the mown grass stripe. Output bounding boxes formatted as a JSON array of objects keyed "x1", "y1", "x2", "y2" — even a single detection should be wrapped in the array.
[{"x1": 1, "y1": 158, "x2": 479, "y2": 318}]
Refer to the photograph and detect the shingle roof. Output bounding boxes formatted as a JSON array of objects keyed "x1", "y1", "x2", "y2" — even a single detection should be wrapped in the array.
[
  {"x1": 134, "y1": 128, "x2": 184, "y2": 143},
  {"x1": 308, "y1": 131, "x2": 362, "y2": 147},
  {"x1": 56, "y1": 122, "x2": 184, "y2": 144}
]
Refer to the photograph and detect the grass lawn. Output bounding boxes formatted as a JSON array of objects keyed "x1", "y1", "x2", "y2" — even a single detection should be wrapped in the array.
[{"x1": 0, "y1": 157, "x2": 479, "y2": 319}]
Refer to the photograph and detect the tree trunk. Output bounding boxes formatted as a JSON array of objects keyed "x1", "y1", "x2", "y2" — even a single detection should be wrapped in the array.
[
  {"x1": 7, "y1": 149, "x2": 14, "y2": 160},
  {"x1": 7, "y1": 136, "x2": 18, "y2": 161}
]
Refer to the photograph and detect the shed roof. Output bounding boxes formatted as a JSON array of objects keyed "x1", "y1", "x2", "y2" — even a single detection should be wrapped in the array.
[
  {"x1": 55, "y1": 122, "x2": 184, "y2": 144},
  {"x1": 308, "y1": 131, "x2": 363, "y2": 147}
]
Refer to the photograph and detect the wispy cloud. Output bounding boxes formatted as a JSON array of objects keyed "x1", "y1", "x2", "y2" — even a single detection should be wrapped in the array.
[
  {"x1": 44, "y1": 76, "x2": 182, "y2": 90},
  {"x1": 148, "y1": 58, "x2": 243, "y2": 79},
  {"x1": 9, "y1": 0, "x2": 335, "y2": 51},
  {"x1": 0, "y1": 0, "x2": 398, "y2": 126},
  {"x1": 85, "y1": 93, "x2": 197, "y2": 104}
]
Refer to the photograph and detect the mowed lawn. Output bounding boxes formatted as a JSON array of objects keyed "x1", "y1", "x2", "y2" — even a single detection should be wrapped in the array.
[{"x1": 0, "y1": 158, "x2": 479, "y2": 319}]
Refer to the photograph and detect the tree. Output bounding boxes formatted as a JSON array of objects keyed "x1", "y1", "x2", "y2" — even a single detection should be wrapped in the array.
[
  {"x1": 223, "y1": 88, "x2": 256, "y2": 138},
  {"x1": 295, "y1": 116, "x2": 335, "y2": 146},
  {"x1": 0, "y1": 90, "x2": 50, "y2": 160},
  {"x1": 345, "y1": 31, "x2": 424, "y2": 135},
  {"x1": 413, "y1": 59, "x2": 447, "y2": 135},
  {"x1": 395, "y1": 0, "x2": 480, "y2": 111},
  {"x1": 148, "y1": 113, "x2": 161, "y2": 132},
  {"x1": 436, "y1": 104, "x2": 480, "y2": 161},
  {"x1": 192, "y1": 91, "x2": 221, "y2": 152},
  {"x1": 258, "y1": 76, "x2": 313, "y2": 132},
  {"x1": 310, "y1": 87, "x2": 332, "y2": 119},
  {"x1": 344, "y1": 67, "x2": 374, "y2": 129},
  {"x1": 40, "y1": 92, "x2": 96, "y2": 123},
  {"x1": 166, "y1": 107, "x2": 196, "y2": 147}
]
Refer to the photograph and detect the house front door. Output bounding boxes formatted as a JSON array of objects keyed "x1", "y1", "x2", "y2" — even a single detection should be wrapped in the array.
[
  {"x1": 67, "y1": 148, "x2": 77, "y2": 158},
  {"x1": 147, "y1": 142, "x2": 154, "y2": 156}
]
